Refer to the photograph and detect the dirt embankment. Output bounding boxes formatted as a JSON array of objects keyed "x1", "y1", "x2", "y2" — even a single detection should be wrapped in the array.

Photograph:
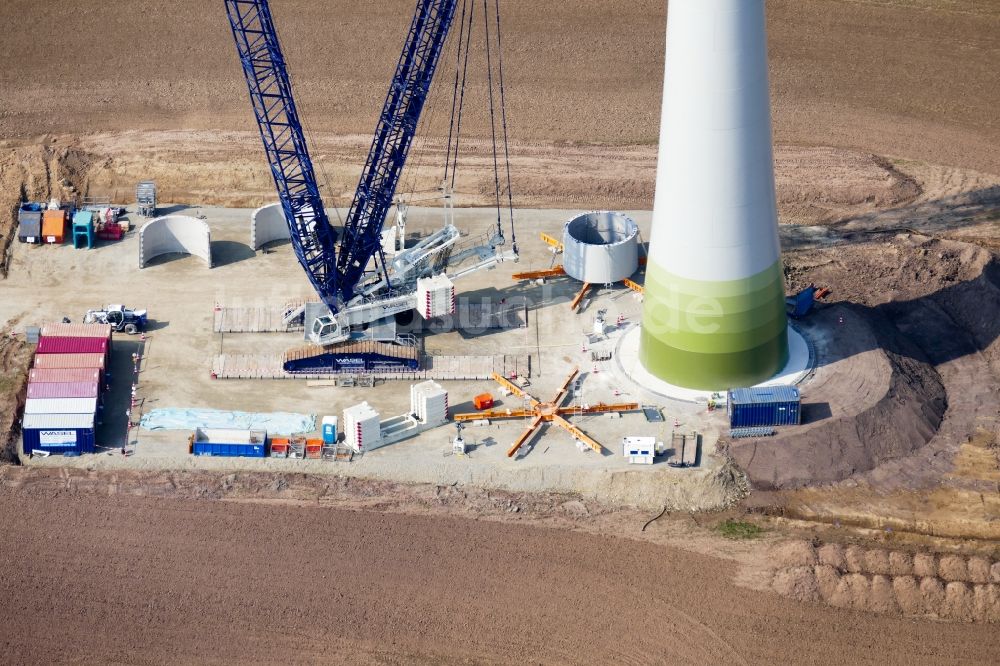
[
  {"x1": 729, "y1": 237, "x2": 999, "y2": 490},
  {"x1": 729, "y1": 306, "x2": 947, "y2": 489},
  {"x1": 0, "y1": 330, "x2": 32, "y2": 463},
  {"x1": 763, "y1": 539, "x2": 1000, "y2": 623},
  {"x1": 775, "y1": 149, "x2": 922, "y2": 225}
]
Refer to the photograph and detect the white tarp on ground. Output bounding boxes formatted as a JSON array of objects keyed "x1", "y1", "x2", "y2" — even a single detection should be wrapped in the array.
[{"x1": 139, "y1": 408, "x2": 315, "y2": 434}]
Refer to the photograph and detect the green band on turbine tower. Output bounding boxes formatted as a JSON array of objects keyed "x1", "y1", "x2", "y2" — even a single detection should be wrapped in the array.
[
  {"x1": 639, "y1": 260, "x2": 788, "y2": 389},
  {"x1": 639, "y1": 0, "x2": 790, "y2": 390}
]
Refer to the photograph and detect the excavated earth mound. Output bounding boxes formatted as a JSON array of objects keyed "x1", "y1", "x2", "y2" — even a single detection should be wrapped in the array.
[{"x1": 728, "y1": 237, "x2": 999, "y2": 489}]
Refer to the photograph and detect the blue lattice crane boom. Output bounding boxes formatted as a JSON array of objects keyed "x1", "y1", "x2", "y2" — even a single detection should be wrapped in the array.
[
  {"x1": 224, "y1": 0, "x2": 340, "y2": 309},
  {"x1": 337, "y1": 0, "x2": 459, "y2": 301},
  {"x1": 226, "y1": 0, "x2": 459, "y2": 310}
]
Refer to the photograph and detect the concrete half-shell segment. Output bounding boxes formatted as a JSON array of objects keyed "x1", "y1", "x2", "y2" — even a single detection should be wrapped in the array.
[
  {"x1": 139, "y1": 215, "x2": 213, "y2": 269},
  {"x1": 639, "y1": 0, "x2": 788, "y2": 390},
  {"x1": 250, "y1": 203, "x2": 291, "y2": 250},
  {"x1": 561, "y1": 211, "x2": 639, "y2": 284}
]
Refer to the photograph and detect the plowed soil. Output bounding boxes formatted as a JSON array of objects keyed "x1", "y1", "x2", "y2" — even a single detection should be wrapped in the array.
[
  {"x1": 0, "y1": 0, "x2": 997, "y2": 172},
  {"x1": 2, "y1": 477, "x2": 999, "y2": 664}
]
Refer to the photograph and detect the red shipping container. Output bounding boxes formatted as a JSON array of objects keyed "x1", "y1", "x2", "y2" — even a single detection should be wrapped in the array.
[
  {"x1": 27, "y1": 381, "x2": 100, "y2": 399},
  {"x1": 32, "y1": 353, "x2": 106, "y2": 370},
  {"x1": 35, "y1": 336, "x2": 109, "y2": 355},
  {"x1": 28, "y1": 367, "x2": 102, "y2": 384}
]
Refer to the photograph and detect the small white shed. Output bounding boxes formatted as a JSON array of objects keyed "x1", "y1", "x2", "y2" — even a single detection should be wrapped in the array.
[{"x1": 623, "y1": 436, "x2": 656, "y2": 465}]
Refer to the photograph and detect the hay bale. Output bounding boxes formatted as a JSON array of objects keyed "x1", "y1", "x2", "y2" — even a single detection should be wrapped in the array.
[
  {"x1": 817, "y1": 543, "x2": 847, "y2": 570},
  {"x1": 828, "y1": 576, "x2": 854, "y2": 609},
  {"x1": 844, "y1": 546, "x2": 866, "y2": 573},
  {"x1": 939, "y1": 554, "x2": 969, "y2": 582},
  {"x1": 772, "y1": 566, "x2": 820, "y2": 603},
  {"x1": 942, "y1": 582, "x2": 975, "y2": 621},
  {"x1": 985, "y1": 585, "x2": 1000, "y2": 623},
  {"x1": 888, "y1": 551, "x2": 913, "y2": 576},
  {"x1": 919, "y1": 577, "x2": 945, "y2": 615},
  {"x1": 865, "y1": 549, "x2": 891, "y2": 575},
  {"x1": 814, "y1": 564, "x2": 841, "y2": 600},
  {"x1": 771, "y1": 540, "x2": 817, "y2": 568},
  {"x1": 913, "y1": 553, "x2": 937, "y2": 578},
  {"x1": 838, "y1": 573, "x2": 871, "y2": 610},
  {"x1": 869, "y1": 575, "x2": 900, "y2": 614},
  {"x1": 992, "y1": 562, "x2": 1000, "y2": 584},
  {"x1": 893, "y1": 575, "x2": 923, "y2": 615},
  {"x1": 967, "y1": 557, "x2": 991, "y2": 584},
  {"x1": 973, "y1": 584, "x2": 990, "y2": 620}
]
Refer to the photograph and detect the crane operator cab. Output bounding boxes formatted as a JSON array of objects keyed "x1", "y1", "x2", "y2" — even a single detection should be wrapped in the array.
[{"x1": 310, "y1": 315, "x2": 345, "y2": 346}]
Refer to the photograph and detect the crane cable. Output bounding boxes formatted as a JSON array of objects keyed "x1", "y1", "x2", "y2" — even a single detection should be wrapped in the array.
[
  {"x1": 492, "y1": 0, "x2": 516, "y2": 249},
  {"x1": 482, "y1": 0, "x2": 503, "y2": 240},
  {"x1": 448, "y1": 0, "x2": 476, "y2": 192},
  {"x1": 443, "y1": 0, "x2": 470, "y2": 187}
]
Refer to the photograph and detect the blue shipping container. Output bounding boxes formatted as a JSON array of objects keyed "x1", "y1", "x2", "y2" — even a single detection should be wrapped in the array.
[
  {"x1": 728, "y1": 386, "x2": 801, "y2": 428},
  {"x1": 191, "y1": 427, "x2": 267, "y2": 458},
  {"x1": 22, "y1": 413, "x2": 97, "y2": 455},
  {"x1": 192, "y1": 442, "x2": 266, "y2": 457}
]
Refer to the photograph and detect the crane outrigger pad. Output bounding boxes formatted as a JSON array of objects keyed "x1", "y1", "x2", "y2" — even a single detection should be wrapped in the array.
[{"x1": 283, "y1": 340, "x2": 421, "y2": 374}]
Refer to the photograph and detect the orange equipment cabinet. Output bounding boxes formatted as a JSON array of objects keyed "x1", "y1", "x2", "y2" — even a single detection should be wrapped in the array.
[
  {"x1": 42, "y1": 209, "x2": 68, "y2": 244},
  {"x1": 269, "y1": 437, "x2": 289, "y2": 458},
  {"x1": 305, "y1": 438, "x2": 323, "y2": 459},
  {"x1": 473, "y1": 393, "x2": 494, "y2": 410}
]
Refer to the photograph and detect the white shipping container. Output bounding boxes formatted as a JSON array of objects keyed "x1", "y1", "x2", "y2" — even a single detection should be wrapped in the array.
[
  {"x1": 416, "y1": 275, "x2": 455, "y2": 319},
  {"x1": 410, "y1": 380, "x2": 448, "y2": 424},
  {"x1": 343, "y1": 401, "x2": 381, "y2": 452},
  {"x1": 22, "y1": 413, "x2": 95, "y2": 429},
  {"x1": 24, "y1": 397, "x2": 98, "y2": 415}
]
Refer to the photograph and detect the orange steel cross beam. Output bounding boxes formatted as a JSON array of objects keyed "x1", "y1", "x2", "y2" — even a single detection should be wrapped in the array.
[
  {"x1": 540, "y1": 232, "x2": 563, "y2": 253},
  {"x1": 569, "y1": 282, "x2": 591, "y2": 310},
  {"x1": 512, "y1": 266, "x2": 566, "y2": 281},
  {"x1": 622, "y1": 278, "x2": 644, "y2": 294},
  {"x1": 453, "y1": 367, "x2": 640, "y2": 458}
]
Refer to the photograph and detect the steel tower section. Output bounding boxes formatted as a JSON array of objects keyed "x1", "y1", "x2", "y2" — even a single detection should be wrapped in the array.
[
  {"x1": 639, "y1": 0, "x2": 789, "y2": 389},
  {"x1": 336, "y1": 0, "x2": 459, "y2": 300},
  {"x1": 225, "y1": 0, "x2": 341, "y2": 309}
]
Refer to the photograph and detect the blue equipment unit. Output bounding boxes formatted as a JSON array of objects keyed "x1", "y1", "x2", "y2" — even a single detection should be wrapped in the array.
[
  {"x1": 727, "y1": 386, "x2": 801, "y2": 428},
  {"x1": 225, "y1": 0, "x2": 459, "y2": 309},
  {"x1": 788, "y1": 287, "x2": 817, "y2": 318},
  {"x1": 192, "y1": 442, "x2": 266, "y2": 457},
  {"x1": 22, "y1": 413, "x2": 97, "y2": 456},
  {"x1": 72, "y1": 211, "x2": 95, "y2": 249},
  {"x1": 190, "y1": 428, "x2": 267, "y2": 457}
]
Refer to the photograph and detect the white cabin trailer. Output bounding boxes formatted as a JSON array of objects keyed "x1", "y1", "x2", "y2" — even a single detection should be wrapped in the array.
[{"x1": 623, "y1": 436, "x2": 656, "y2": 465}]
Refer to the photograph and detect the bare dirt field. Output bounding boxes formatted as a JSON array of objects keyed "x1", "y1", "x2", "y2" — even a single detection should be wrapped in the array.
[
  {"x1": 2, "y1": 467, "x2": 1000, "y2": 664},
  {"x1": 0, "y1": 0, "x2": 997, "y2": 172}
]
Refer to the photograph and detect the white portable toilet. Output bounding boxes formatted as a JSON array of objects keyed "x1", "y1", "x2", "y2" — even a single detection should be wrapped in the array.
[{"x1": 321, "y1": 415, "x2": 338, "y2": 444}]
